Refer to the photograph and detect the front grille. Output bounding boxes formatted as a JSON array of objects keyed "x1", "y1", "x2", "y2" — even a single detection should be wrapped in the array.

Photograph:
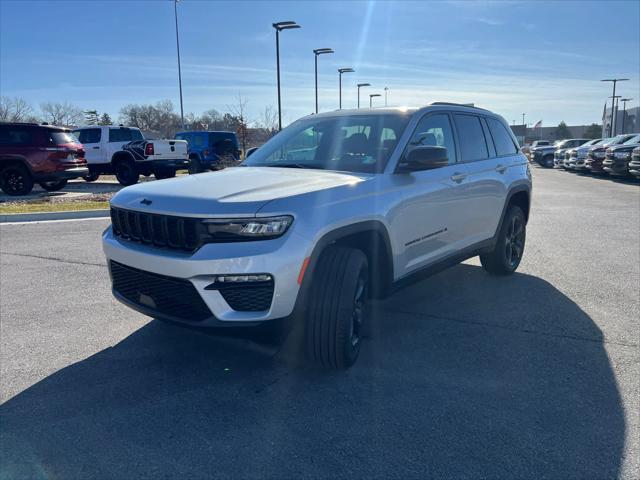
[
  {"x1": 217, "y1": 283, "x2": 274, "y2": 312},
  {"x1": 110, "y1": 207, "x2": 201, "y2": 252},
  {"x1": 110, "y1": 261, "x2": 212, "y2": 322}
]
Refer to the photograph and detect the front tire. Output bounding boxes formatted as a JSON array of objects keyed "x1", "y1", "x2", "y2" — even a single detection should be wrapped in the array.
[
  {"x1": 83, "y1": 172, "x2": 99, "y2": 182},
  {"x1": 0, "y1": 164, "x2": 34, "y2": 196},
  {"x1": 480, "y1": 205, "x2": 526, "y2": 275},
  {"x1": 114, "y1": 160, "x2": 139, "y2": 186},
  {"x1": 39, "y1": 179, "x2": 68, "y2": 192},
  {"x1": 305, "y1": 246, "x2": 369, "y2": 369},
  {"x1": 543, "y1": 156, "x2": 554, "y2": 168}
]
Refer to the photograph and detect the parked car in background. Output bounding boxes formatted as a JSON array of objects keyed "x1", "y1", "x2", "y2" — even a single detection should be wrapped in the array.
[
  {"x1": 552, "y1": 139, "x2": 589, "y2": 168},
  {"x1": 0, "y1": 122, "x2": 88, "y2": 196},
  {"x1": 73, "y1": 126, "x2": 189, "y2": 186},
  {"x1": 585, "y1": 134, "x2": 637, "y2": 174},
  {"x1": 602, "y1": 134, "x2": 640, "y2": 176},
  {"x1": 103, "y1": 104, "x2": 532, "y2": 369},
  {"x1": 628, "y1": 146, "x2": 640, "y2": 178},
  {"x1": 564, "y1": 138, "x2": 602, "y2": 169},
  {"x1": 174, "y1": 131, "x2": 240, "y2": 173}
]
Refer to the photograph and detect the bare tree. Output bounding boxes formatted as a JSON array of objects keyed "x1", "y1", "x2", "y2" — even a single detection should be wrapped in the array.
[
  {"x1": 40, "y1": 101, "x2": 84, "y2": 127},
  {"x1": 227, "y1": 94, "x2": 250, "y2": 154},
  {"x1": 0, "y1": 97, "x2": 36, "y2": 122},
  {"x1": 257, "y1": 105, "x2": 279, "y2": 135},
  {"x1": 119, "y1": 100, "x2": 181, "y2": 137}
]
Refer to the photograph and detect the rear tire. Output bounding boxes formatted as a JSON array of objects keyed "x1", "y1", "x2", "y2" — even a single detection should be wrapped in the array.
[
  {"x1": 39, "y1": 179, "x2": 68, "y2": 192},
  {"x1": 305, "y1": 246, "x2": 369, "y2": 369},
  {"x1": 480, "y1": 205, "x2": 526, "y2": 275},
  {"x1": 154, "y1": 169, "x2": 176, "y2": 180},
  {"x1": 114, "y1": 159, "x2": 139, "y2": 186},
  {"x1": 188, "y1": 155, "x2": 203, "y2": 174},
  {"x1": 0, "y1": 164, "x2": 34, "y2": 196}
]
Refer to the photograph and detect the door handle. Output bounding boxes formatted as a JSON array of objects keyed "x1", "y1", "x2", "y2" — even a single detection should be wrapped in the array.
[
  {"x1": 450, "y1": 172, "x2": 467, "y2": 183},
  {"x1": 92, "y1": 146, "x2": 100, "y2": 149},
  {"x1": 495, "y1": 164, "x2": 507, "y2": 174}
]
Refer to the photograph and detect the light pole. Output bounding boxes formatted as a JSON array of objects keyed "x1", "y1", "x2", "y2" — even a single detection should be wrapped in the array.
[
  {"x1": 174, "y1": 0, "x2": 184, "y2": 130},
  {"x1": 338, "y1": 68, "x2": 354, "y2": 109},
  {"x1": 609, "y1": 95, "x2": 621, "y2": 135},
  {"x1": 357, "y1": 83, "x2": 370, "y2": 109},
  {"x1": 273, "y1": 21, "x2": 301, "y2": 131},
  {"x1": 384, "y1": 87, "x2": 389, "y2": 106},
  {"x1": 620, "y1": 98, "x2": 633, "y2": 134},
  {"x1": 313, "y1": 48, "x2": 334, "y2": 114},
  {"x1": 601, "y1": 79, "x2": 629, "y2": 137},
  {"x1": 522, "y1": 113, "x2": 526, "y2": 127},
  {"x1": 369, "y1": 93, "x2": 381, "y2": 108}
]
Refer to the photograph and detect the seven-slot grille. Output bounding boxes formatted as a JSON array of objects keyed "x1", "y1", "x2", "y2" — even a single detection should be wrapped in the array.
[
  {"x1": 109, "y1": 261, "x2": 212, "y2": 322},
  {"x1": 110, "y1": 206, "x2": 200, "y2": 252}
]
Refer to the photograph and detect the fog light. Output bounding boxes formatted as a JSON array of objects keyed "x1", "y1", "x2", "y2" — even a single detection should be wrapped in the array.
[
  {"x1": 216, "y1": 274, "x2": 272, "y2": 283},
  {"x1": 205, "y1": 274, "x2": 273, "y2": 290}
]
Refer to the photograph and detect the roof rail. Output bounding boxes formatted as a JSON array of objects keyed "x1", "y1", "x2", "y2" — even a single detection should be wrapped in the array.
[{"x1": 430, "y1": 102, "x2": 490, "y2": 112}]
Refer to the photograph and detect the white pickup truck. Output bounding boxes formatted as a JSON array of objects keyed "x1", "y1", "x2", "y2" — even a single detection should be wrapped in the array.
[{"x1": 72, "y1": 126, "x2": 189, "y2": 185}]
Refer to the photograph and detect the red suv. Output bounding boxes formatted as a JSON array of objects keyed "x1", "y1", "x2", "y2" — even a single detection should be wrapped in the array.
[{"x1": 0, "y1": 123, "x2": 89, "y2": 196}]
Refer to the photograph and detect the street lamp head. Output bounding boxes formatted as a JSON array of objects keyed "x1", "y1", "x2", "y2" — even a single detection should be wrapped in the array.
[
  {"x1": 314, "y1": 48, "x2": 334, "y2": 55},
  {"x1": 273, "y1": 21, "x2": 301, "y2": 31},
  {"x1": 357, "y1": 83, "x2": 371, "y2": 87},
  {"x1": 621, "y1": 98, "x2": 633, "y2": 102},
  {"x1": 338, "y1": 68, "x2": 355, "y2": 74},
  {"x1": 369, "y1": 94, "x2": 381, "y2": 98}
]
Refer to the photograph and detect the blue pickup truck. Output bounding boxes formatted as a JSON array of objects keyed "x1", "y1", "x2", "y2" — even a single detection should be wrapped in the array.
[{"x1": 175, "y1": 131, "x2": 240, "y2": 173}]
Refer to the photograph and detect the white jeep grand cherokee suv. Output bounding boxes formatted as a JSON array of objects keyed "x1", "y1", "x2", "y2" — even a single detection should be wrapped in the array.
[{"x1": 103, "y1": 103, "x2": 532, "y2": 369}]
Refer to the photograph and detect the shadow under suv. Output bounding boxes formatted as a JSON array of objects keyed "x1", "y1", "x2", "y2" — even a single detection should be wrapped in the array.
[
  {"x1": 0, "y1": 122, "x2": 88, "y2": 195},
  {"x1": 103, "y1": 103, "x2": 532, "y2": 369}
]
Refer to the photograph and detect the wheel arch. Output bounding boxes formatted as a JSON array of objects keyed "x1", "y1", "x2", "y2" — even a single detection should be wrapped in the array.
[
  {"x1": 0, "y1": 155, "x2": 33, "y2": 175},
  {"x1": 299, "y1": 221, "x2": 394, "y2": 304},
  {"x1": 492, "y1": 186, "x2": 531, "y2": 242},
  {"x1": 111, "y1": 151, "x2": 134, "y2": 165}
]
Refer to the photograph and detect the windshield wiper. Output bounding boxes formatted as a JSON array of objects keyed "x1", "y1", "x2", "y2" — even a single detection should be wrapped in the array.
[{"x1": 263, "y1": 163, "x2": 323, "y2": 169}]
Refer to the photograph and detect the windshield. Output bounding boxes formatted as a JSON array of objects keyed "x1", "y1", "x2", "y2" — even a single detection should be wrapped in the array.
[
  {"x1": 243, "y1": 113, "x2": 412, "y2": 173},
  {"x1": 623, "y1": 134, "x2": 640, "y2": 145}
]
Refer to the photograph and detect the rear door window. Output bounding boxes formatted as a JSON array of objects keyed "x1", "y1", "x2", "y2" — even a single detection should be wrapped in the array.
[
  {"x1": 486, "y1": 117, "x2": 518, "y2": 156},
  {"x1": 109, "y1": 128, "x2": 142, "y2": 142},
  {"x1": 453, "y1": 114, "x2": 489, "y2": 162},
  {"x1": 0, "y1": 127, "x2": 33, "y2": 146},
  {"x1": 75, "y1": 128, "x2": 101, "y2": 144}
]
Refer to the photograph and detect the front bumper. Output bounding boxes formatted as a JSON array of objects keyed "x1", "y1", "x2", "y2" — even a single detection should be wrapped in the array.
[
  {"x1": 602, "y1": 157, "x2": 630, "y2": 176},
  {"x1": 102, "y1": 226, "x2": 312, "y2": 326}
]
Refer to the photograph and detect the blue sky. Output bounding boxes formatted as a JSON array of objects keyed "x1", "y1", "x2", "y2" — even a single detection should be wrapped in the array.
[{"x1": 1, "y1": 0, "x2": 638, "y2": 127}]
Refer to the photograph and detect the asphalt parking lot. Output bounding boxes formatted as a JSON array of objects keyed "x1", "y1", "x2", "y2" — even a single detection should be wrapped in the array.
[{"x1": 0, "y1": 167, "x2": 638, "y2": 479}]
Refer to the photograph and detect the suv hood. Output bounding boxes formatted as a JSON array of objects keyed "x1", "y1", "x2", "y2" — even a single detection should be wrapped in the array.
[{"x1": 110, "y1": 166, "x2": 369, "y2": 217}]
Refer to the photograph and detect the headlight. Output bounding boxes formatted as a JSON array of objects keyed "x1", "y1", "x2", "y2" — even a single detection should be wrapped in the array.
[
  {"x1": 202, "y1": 215, "x2": 293, "y2": 241},
  {"x1": 614, "y1": 151, "x2": 631, "y2": 159}
]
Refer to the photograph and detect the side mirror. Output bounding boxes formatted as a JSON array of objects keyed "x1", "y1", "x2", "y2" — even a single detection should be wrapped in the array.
[
  {"x1": 398, "y1": 146, "x2": 449, "y2": 172},
  {"x1": 245, "y1": 147, "x2": 259, "y2": 158}
]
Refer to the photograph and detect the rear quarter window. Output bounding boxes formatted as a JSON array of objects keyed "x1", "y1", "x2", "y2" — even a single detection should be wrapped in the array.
[{"x1": 486, "y1": 118, "x2": 518, "y2": 156}]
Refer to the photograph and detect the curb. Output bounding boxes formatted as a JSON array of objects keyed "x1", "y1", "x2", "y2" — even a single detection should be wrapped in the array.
[{"x1": 0, "y1": 209, "x2": 110, "y2": 224}]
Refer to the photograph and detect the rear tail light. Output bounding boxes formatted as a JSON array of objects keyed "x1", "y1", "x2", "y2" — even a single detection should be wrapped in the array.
[{"x1": 145, "y1": 143, "x2": 155, "y2": 156}]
